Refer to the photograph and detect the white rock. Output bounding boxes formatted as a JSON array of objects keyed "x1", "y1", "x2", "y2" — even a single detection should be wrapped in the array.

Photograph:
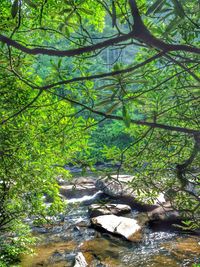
[{"x1": 91, "y1": 214, "x2": 142, "y2": 241}]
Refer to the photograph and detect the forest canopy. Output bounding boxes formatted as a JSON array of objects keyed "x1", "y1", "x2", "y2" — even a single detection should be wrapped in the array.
[{"x1": 0, "y1": 0, "x2": 199, "y2": 264}]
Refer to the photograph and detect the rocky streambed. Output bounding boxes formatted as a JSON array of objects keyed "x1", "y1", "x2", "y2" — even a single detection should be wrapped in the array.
[{"x1": 20, "y1": 175, "x2": 200, "y2": 267}]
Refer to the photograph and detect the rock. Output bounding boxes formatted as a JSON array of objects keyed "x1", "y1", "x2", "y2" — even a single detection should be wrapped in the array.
[
  {"x1": 95, "y1": 175, "x2": 182, "y2": 225},
  {"x1": 65, "y1": 165, "x2": 82, "y2": 173},
  {"x1": 80, "y1": 237, "x2": 121, "y2": 264},
  {"x1": 148, "y1": 254, "x2": 180, "y2": 267},
  {"x1": 100, "y1": 257, "x2": 122, "y2": 267},
  {"x1": 80, "y1": 238, "x2": 116, "y2": 254},
  {"x1": 95, "y1": 175, "x2": 160, "y2": 211},
  {"x1": 60, "y1": 178, "x2": 97, "y2": 199},
  {"x1": 95, "y1": 175, "x2": 134, "y2": 198},
  {"x1": 89, "y1": 203, "x2": 132, "y2": 217},
  {"x1": 96, "y1": 175, "x2": 167, "y2": 206},
  {"x1": 91, "y1": 214, "x2": 142, "y2": 242},
  {"x1": 153, "y1": 193, "x2": 166, "y2": 205},
  {"x1": 74, "y1": 252, "x2": 88, "y2": 267},
  {"x1": 132, "y1": 202, "x2": 182, "y2": 231},
  {"x1": 56, "y1": 175, "x2": 69, "y2": 185},
  {"x1": 165, "y1": 236, "x2": 200, "y2": 255},
  {"x1": 162, "y1": 236, "x2": 200, "y2": 262},
  {"x1": 20, "y1": 241, "x2": 77, "y2": 267},
  {"x1": 75, "y1": 220, "x2": 90, "y2": 228},
  {"x1": 147, "y1": 202, "x2": 180, "y2": 223}
]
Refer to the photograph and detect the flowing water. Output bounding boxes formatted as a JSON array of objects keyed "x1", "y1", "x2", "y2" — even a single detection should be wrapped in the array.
[{"x1": 20, "y1": 175, "x2": 200, "y2": 267}]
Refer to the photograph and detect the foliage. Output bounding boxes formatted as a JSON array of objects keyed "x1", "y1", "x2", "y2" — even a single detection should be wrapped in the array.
[
  {"x1": 0, "y1": 0, "x2": 200, "y2": 262},
  {"x1": 0, "y1": 77, "x2": 91, "y2": 224},
  {"x1": 0, "y1": 223, "x2": 35, "y2": 266},
  {"x1": 0, "y1": 50, "x2": 92, "y2": 264},
  {"x1": 89, "y1": 120, "x2": 133, "y2": 162}
]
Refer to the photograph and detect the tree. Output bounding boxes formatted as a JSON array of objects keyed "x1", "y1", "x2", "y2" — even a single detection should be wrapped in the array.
[
  {"x1": 0, "y1": 0, "x2": 200, "y2": 262},
  {"x1": 0, "y1": 44, "x2": 92, "y2": 265}
]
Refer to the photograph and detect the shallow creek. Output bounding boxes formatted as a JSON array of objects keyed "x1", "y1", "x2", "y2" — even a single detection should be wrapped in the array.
[{"x1": 20, "y1": 175, "x2": 200, "y2": 267}]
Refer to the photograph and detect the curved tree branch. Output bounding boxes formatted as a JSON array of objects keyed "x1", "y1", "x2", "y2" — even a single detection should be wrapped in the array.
[
  {"x1": 0, "y1": 32, "x2": 133, "y2": 57},
  {"x1": 0, "y1": 0, "x2": 200, "y2": 58},
  {"x1": 6, "y1": 52, "x2": 163, "y2": 90}
]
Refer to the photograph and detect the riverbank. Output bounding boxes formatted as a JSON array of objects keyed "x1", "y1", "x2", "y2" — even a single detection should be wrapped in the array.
[{"x1": 20, "y1": 174, "x2": 200, "y2": 267}]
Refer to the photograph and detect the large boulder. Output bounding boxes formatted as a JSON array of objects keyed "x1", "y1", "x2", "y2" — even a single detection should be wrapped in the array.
[
  {"x1": 95, "y1": 175, "x2": 134, "y2": 198},
  {"x1": 147, "y1": 202, "x2": 182, "y2": 230},
  {"x1": 89, "y1": 203, "x2": 132, "y2": 217},
  {"x1": 95, "y1": 175, "x2": 161, "y2": 211},
  {"x1": 94, "y1": 173, "x2": 182, "y2": 228},
  {"x1": 91, "y1": 214, "x2": 142, "y2": 242}
]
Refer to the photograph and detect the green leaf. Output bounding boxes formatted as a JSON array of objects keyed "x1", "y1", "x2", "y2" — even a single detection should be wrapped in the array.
[
  {"x1": 95, "y1": 99, "x2": 112, "y2": 107},
  {"x1": 58, "y1": 59, "x2": 62, "y2": 69},
  {"x1": 122, "y1": 105, "x2": 131, "y2": 128},
  {"x1": 113, "y1": 63, "x2": 122, "y2": 71},
  {"x1": 81, "y1": 166, "x2": 86, "y2": 175},
  {"x1": 110, "y1": 90, "x2": 118, "y2": 101},
  {"x1": 96, "y1": 83, "x2": 116, "y2": 91},
  {"x1": 11, "y1": 0, "x2": 19, "y2": 18},
  {"x1": 58, "y1": 23, "x2": 65, "y2": 32},
  {"x1": 24, "y1": 0, "x2": 37, "y2": 9},
  {"x1": 182, "y1": 220, "x2": 192, "y2": 226},
  {"x1": 146, "y1": 0, "x2": 165, "y2": 15},
  {"x1": 78, "y1": 8, "x2": 93, "y2": 15},
  {"x1": 59, "y1": 8, "x2": 72, "y2": 15},
  {"x1": 125, "y1": 79, "x2": 148, "y2": 84},
  {"x1": 64, "y1": 26, "x2": 70, "y2": 37}
]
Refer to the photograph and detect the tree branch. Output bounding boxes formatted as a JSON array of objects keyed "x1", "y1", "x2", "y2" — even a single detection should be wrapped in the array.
[
  {"x1": 129, "y1": 0, "x2": 200, "y2": 54},
  {"x1": 1, "y1": 5, "x2": 200, "y2": 58},
  {"x1": 40, "y1": 52, "x2": 163, "y2": 90},
  {"x1": 48, "y1": 90, "x2": 199, "y2": 135},
  {"x1": 0, "y1": 32, "x2": 133, "y2": 57}
]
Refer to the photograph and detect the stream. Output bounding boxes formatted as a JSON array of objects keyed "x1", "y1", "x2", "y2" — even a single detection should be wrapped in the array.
[{"x1": 20, "y1": 173, "x2": 200, "y2": 267}]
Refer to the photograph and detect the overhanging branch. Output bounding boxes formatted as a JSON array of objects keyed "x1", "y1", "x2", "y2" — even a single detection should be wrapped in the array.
[
  {"x1": 48, "y1": 90, "x2": 200, "y2": 136},
  {"x1": 0, "y1": 32, "x2": 133, "y2": 57},
  {"x1": 40, "y1": 52, "x2": 163, "y2": 90},
  {"x1": 1, "y1": 4, "x2": 200, "y2": 58}
]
